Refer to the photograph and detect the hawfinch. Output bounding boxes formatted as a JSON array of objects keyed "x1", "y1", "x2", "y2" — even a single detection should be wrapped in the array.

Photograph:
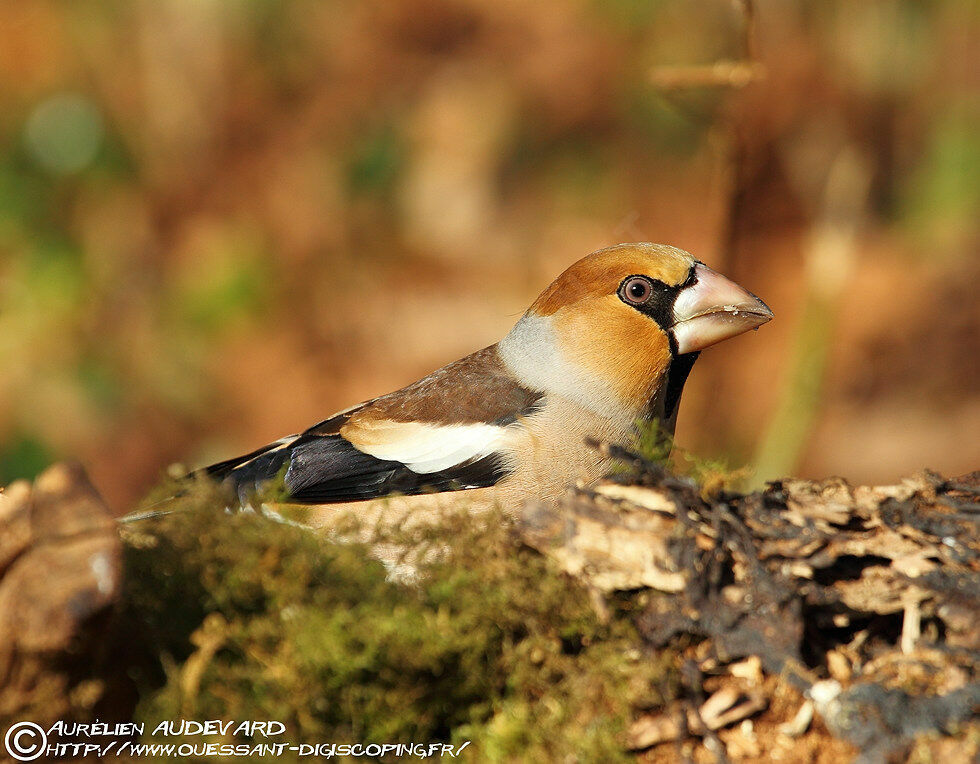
[{"x1": 204, "y1": 243, "x2": 771, "y2": 513}]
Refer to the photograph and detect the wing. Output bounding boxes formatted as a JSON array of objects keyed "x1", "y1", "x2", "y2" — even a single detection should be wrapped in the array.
[
  {"x1": 279, "y1": 425, "x2": 512, "y2": 503},
  {"x1": 201, "y1": 345, "x2": 542, "y2": 505}
]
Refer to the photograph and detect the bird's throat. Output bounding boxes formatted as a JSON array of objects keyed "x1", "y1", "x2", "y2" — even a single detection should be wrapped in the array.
[{"x1": 642, "y1": 351, "x2": 700, "y2": 445}]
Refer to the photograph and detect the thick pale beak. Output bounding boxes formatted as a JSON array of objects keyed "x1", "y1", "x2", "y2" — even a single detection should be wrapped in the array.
[{"x1": 672, "y1": 263, "x2": 773, "y2": 355}]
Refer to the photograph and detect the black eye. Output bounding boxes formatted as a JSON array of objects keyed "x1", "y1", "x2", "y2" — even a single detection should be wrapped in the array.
[{"x1": 622, "y1": 276, "x2": 652, "y2": 305}]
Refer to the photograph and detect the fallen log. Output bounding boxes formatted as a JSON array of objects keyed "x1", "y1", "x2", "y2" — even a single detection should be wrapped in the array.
[
  {"x1": 522, "y1": 445, "x2": 979, "y2": 761},
  {"x1": 0, "y1": 456, "x2": 977, "y2": 762}
]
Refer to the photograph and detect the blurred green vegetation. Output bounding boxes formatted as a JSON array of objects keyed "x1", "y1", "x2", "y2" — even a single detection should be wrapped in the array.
[
  {"x1": 120, "y1": 484, "x2": 675, "y2": 760},
  {"x1": 902, "y1": 100, "x2": 980, "y2": 253},
  {"x1": 0, "y1": 0, "x2": 977, "y2": 504}
]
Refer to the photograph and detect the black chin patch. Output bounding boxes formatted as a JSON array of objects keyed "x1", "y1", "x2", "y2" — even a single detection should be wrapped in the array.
[
  {"x1": 662, "y1": 351, "x2": 699, "y2": 421},
  {"x1": 642, "y1": 350, "x2": 700, "y2": 441}
]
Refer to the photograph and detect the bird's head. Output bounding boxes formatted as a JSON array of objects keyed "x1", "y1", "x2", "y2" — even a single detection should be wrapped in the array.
[{"x1": 498, "y1": 242, "x2": 773, "y2": 422}]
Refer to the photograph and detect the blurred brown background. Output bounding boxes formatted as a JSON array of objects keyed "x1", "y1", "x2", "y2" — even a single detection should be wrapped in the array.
[{"x1": 0, "y1": 0, "x2": 977, "y2": 511}]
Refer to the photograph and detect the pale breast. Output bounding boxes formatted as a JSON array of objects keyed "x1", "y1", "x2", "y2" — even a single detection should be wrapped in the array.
[
  {"x1": 293, "y1": 396, "x2": 631, "y2": 535},
  {"x1": 494, "y1": 396, "x2": 630, "y2": 505}
]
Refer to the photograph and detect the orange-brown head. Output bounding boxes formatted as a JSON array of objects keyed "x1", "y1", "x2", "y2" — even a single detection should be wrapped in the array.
[{"x1": 498, "y1": 243, "x2": 772, "y2": 422}]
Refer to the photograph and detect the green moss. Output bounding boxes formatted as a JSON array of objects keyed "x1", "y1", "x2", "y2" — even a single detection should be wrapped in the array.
[
  {"x1": 120, "y1": 484, "x2": 676, "y2": 762},
  {"x1": 628, "y1": 419, "x2": 747, "y2": 495},
  {"x1": 629, "y1": 419, "x2": 675, "y2": 467}
]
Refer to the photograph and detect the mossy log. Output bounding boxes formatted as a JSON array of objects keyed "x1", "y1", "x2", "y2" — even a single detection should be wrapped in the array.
[{"x1": 0, "y1": 455, "x2": 977, "y2": 762}]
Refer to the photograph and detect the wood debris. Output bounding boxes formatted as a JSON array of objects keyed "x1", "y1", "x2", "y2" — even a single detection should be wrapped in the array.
[
  {"x1": 0, "y1": 463, "x2": 122, "y2": 726},
  {"x1": 521, "y1": 446, "x2": 980, "y2": 761}
]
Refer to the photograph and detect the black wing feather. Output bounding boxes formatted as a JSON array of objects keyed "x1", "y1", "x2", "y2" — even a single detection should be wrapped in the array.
[{"x1": 205, "y1": 431, "x2": 509, "y2": 505}]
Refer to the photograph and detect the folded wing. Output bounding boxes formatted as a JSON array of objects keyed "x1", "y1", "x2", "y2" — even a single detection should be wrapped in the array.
[{"x1": 201, "y1": 346, "x2": 542, "y2": 505}]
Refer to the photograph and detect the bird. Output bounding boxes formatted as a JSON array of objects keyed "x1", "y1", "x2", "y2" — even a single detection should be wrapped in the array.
[{"x1": 201, "y1": 243, "x2": 772, "y2": 520}]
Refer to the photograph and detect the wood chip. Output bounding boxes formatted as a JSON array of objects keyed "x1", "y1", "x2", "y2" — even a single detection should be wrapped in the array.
[{"x1": 779, "y1": 700, "x2": 815, "y2": 738}]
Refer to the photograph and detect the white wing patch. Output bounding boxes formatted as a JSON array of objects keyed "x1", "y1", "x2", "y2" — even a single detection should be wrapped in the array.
[{"x1": 344, "y1": 420, "x2": 509, "y2": 474}]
